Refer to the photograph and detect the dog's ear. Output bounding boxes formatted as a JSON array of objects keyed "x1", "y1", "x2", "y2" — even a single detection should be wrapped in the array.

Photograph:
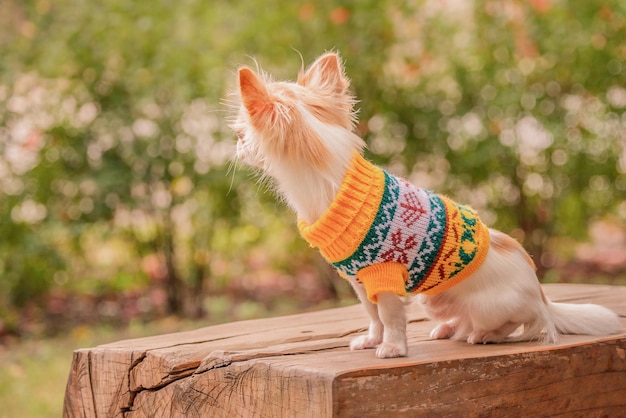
[
  {"x1": 239, "y1": 67, "x2": 274, "y2": 119},
  {"x1": 298, "y1": 52, "x2": 349, "y2": 94}
]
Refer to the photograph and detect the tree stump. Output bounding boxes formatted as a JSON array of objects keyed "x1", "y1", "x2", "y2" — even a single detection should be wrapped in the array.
[{"x1": 63, "y1": 284, "x2": 626, "y2": 417}]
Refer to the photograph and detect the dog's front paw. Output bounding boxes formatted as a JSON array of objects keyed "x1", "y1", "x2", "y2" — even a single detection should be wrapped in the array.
[
  {"x1": 375, "y1": 341, "x2": 407, "y2": 358},
  {"x1": 350, "y1": 335, "x2": 382, "y2": 351}
]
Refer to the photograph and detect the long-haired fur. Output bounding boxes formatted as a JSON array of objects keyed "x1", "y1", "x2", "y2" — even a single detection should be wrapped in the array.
[{"x1": 231, "y1": 52, "x2": 621, "y2": 358}]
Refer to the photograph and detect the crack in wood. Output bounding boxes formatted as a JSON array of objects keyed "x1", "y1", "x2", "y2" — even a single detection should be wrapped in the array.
[{"x1": 121, "y1": 352, "x2": 147, "y2": 414}]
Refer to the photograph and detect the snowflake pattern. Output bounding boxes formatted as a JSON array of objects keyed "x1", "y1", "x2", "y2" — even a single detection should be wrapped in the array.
[{"x1": 331, "y1": 168, "x2": 485, "y2": 295}]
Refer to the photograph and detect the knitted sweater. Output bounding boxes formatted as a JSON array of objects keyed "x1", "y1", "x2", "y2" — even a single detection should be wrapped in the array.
[{"x1": 298, "y1": 153, "x2": 490, "y2": 303}]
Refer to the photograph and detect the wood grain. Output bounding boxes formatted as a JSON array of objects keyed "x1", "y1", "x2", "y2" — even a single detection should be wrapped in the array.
[{"x1": 63, "y1": 284, "x2": 626, "y2": 417}]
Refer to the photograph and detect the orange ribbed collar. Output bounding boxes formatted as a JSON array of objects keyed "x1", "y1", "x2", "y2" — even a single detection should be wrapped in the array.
[{"x1": 298, "y1": 153, "x2": 386, "y2": 263}]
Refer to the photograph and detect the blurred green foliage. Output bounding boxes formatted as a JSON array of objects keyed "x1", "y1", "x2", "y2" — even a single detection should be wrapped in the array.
[{"x1": 1, "y1": 0, "x2": 625, "y2": 336}]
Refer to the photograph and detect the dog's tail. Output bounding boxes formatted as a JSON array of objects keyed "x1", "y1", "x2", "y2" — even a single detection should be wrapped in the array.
[{"x1": 545, "y1": 290, "x2": 621, "y2": 337}]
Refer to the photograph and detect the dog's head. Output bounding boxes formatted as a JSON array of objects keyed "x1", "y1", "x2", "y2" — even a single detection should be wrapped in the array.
[{"x1": 231, "y1": 52, "x2": 363, "y2": 173}]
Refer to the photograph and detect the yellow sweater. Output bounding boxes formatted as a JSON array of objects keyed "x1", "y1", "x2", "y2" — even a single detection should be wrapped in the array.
[{"x1": 298, "y1": 154, "x2": 490, "y2": 303}]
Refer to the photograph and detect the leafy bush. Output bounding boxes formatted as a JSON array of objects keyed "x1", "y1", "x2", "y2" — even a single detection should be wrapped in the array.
[{"x1": 1, "y1": 0, "x2": 625, "y2": 335}]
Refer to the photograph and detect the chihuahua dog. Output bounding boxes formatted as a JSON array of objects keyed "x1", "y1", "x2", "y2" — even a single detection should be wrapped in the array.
[{"x1": 231, "y1": 52, "x2": 620, "y2": 358}]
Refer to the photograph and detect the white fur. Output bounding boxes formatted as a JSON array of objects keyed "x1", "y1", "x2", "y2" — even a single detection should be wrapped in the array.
[
  {"x1": 421, "y1": 231, "x2": 558, "y2": 345},
  {"x1": 270, "y1": 105, "x2": 363, "y2": 224},
  {"x1": 546, "y1": 301, "x2": 622, "y2": 336},
  {"x1": 423, "y1": 238, "x2": 621, "y2": 345},
  {"x1": 234, "y1": 52, "x2": 622, "y2": 359}
]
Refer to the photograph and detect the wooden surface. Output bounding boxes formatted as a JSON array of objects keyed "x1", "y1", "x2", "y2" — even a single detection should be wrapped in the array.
[{"x1": 63, "y1": 284, "x2": 626, "y2": 417}]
